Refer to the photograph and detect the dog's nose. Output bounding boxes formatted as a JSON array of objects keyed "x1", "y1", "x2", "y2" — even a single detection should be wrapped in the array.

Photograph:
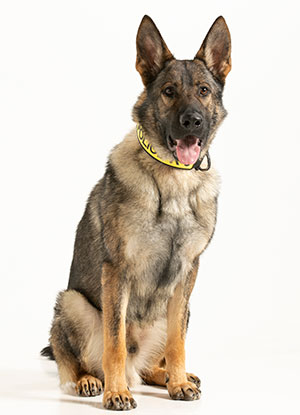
[{"x1": 179, "y1": 111, "x2": 203, "y2": 130}]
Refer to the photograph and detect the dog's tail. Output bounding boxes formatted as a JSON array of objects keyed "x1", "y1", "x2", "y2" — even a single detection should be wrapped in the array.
[{"x1": 40, "y1": 345, "x2": 55, "y2": 360}]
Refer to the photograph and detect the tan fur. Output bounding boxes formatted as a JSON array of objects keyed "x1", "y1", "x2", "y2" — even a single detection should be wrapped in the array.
[
  {"x1": 51, "y1": 290, "x2": 169, "y2": 391},
  {"x1": 76, "y1": 375, "x2": 103, "y2": 397},
  {"x1": 101, "y1": 263, "x2": 129, "y2": 394},
  {"x1": 142, "y1": 365, "x2": 167, "y2": 386},
  {"x1": 164, "y1": 281, "x2": 200, "y2": 400},
  {"x1": 142, "y1": 366, "x2": 201, "y2": 389},
  {"x1": 111, "y1": 129, "x2": 219, "y2": 282},
  {"x1": 50, "y1": 290, "x2": 104, "y2": 388}
]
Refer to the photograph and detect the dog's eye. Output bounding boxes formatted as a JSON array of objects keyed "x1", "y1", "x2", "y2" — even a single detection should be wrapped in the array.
[
  {"x1": 199, "y1": 86, "x2": 210, "y2": 97},
  {"x1": 163, "y1": 86, "x2": 175, "y2": 98}
]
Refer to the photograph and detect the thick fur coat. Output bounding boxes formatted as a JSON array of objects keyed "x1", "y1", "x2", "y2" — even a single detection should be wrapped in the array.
[{"x1": 42, "y1": 15, "x2": 231, "y2": 411}]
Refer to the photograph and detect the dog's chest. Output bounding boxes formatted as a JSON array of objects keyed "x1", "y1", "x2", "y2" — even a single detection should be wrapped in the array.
[
  {"x1": 126, "y1": 196, "x2": 202, "y2": 274},
  {"x1": 124, "y1": 183, "x2": 215, "y2": 322}
]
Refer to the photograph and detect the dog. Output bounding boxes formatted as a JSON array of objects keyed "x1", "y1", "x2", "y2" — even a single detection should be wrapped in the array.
[{"x1": 41, "y1": 15, "x2": 231, "y2": 410}]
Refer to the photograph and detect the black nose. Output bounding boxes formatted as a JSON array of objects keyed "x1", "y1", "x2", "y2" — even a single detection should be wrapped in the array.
[{"x1": 179, "y1": 110, "x2": 203, "y2": 130}]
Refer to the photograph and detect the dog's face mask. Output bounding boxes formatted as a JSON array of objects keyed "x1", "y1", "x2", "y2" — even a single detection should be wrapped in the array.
[{"x1": 132, "y1": 16, "x2": 231, "y2": 165}]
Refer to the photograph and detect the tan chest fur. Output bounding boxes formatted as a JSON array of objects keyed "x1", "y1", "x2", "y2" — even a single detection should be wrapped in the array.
[{"x1": 110, "y1": 129, "x2": 220, "y2": 321}]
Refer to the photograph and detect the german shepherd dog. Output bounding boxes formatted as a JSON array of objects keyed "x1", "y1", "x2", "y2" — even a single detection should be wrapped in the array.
[{"x1": 41, "y1": 15, "x2": 231, "y2": 410}]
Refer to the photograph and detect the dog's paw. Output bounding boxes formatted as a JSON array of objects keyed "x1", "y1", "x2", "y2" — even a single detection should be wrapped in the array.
[
  {"x1": 167, "y1": 381, "x2": 201, "y2": 401},
  {"x1": 186, "y1": 372, "x2": 201, "y2": 389},
  {"x1": 103, "y1": 390, "x2": 137, "y2": 410},
  {"x1": 76, "y1": 375, "x2": 103, "y2": 397}
]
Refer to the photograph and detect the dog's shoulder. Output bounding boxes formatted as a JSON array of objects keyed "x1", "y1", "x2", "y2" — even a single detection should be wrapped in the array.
[{"x1": 109, "y1": 129, "x2": 155, "y2": 191}]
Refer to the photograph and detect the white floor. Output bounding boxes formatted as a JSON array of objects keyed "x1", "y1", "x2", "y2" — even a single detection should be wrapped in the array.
[{"x1": 1, "y1": 353, "x2": 299, "y2": 415}]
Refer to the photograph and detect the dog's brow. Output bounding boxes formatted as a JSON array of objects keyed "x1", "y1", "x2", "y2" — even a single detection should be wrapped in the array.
[
  {"x1": 166, "y1": 61, "x2": 203, "y2": 90},
  {"x1": 161, "y1": 62, "x2": 194, "y2": 88},
  {"x1": 181, "y1": 61, "x2": 194, "y2": 87}
]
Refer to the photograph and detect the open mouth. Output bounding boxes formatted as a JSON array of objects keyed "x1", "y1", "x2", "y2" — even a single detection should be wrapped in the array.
[{"x1": 167, "y1": 135, "x2": 201, "y2": 165}]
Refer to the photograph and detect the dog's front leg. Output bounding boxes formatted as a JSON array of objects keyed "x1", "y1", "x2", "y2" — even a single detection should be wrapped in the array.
[
  {"x1": 101, "y1": 262, "x2": 137, "y2": 410},
  {"x1": 165, "y1": 281, "x2": 201, "y2": 401}
]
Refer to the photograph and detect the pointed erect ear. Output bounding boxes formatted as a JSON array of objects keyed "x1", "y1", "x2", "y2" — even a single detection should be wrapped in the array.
[
  {"x1": 136, "y1": 15, "x2": 174, "y2": 86},
  {"x1": 195, "y1": 16, "x2": 231, "y2": 84}
]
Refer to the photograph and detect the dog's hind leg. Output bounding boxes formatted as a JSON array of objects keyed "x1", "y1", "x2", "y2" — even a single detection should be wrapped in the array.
[
  {"x1": 142, "y1": 359, "x2": 201, "y2": 389},
  {"x1": 50, "y1": 290, "x2": 104, "y2": 396},
  {"x1": 142, "y1": 364, "x2": 167, "y2": 386}
]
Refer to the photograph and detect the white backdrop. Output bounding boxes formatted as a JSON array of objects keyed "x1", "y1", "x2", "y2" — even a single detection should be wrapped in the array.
[{"x1": 0, "y1": 1, "x2": 300, "y2": 414}]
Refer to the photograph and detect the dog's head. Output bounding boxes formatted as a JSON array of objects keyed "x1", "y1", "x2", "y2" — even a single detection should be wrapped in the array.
[{"x1": 132, "y1": 15, "x2": 231, "y2": 166}]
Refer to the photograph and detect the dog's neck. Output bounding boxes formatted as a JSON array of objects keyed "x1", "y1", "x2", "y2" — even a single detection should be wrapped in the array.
[{"x1": 110, "y1": 128, "x2": 220, "y2": 206}]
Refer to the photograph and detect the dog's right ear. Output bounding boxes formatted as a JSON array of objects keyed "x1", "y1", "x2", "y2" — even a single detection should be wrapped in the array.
[{"x1": 136, "y1": 15, "x2": 174, "y2": 86}]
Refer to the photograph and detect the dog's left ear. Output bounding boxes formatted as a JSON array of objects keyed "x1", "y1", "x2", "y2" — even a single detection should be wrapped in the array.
[
  {"x1": 195, "y1": 16, "x2": 231, "y2": 84},
  {"x1": 136, "y1": 15, "x2": 174, "y2": 86}
]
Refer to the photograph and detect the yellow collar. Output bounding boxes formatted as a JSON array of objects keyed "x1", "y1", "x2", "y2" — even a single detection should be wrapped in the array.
[{"x1": 136, "y1": 124, "x2": 211, "y2": 171}]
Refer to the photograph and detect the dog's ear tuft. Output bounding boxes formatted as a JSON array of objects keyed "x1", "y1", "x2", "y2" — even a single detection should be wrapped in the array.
[
  {"x1": 195, "y1": 16, "x2": 231, "y2": 84},
  {"x1": 136, "y1": 15, "x2": 174, "y2": 86}
]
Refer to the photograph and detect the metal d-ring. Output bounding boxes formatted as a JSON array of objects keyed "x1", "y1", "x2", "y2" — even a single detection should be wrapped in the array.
[{"x1": 194, "y1": 151, "x2": 211, "y2": 171}]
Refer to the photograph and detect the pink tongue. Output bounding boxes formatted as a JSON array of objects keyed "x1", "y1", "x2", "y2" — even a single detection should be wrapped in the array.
[{"x1": 176, "y1": 137, "x2": 200, "y2": 165}]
